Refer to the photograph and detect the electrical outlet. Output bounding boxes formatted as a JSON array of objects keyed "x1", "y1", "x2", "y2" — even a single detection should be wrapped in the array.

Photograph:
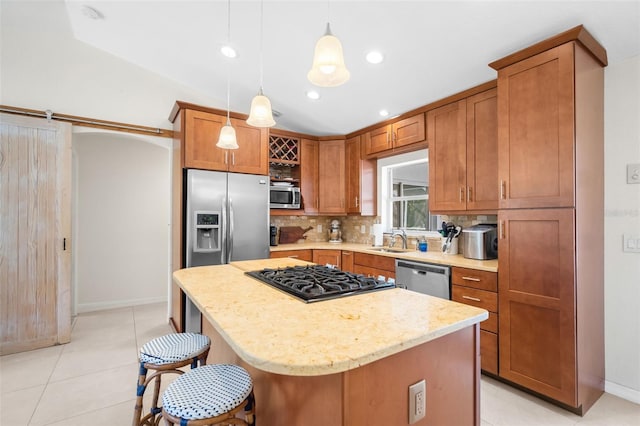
[
  {"x1": 628, "y1": 163, "x2": 640, "y2": 184},
  {"x1": 317, "y1": 224, "x2": 322, "y2": 233},
  {"x1": 408, "y1": 379, "x2": 426, "y2": 424},
  {"x1": 360, "y1": 225, "x2": 366, "y2": 233},
  {"x1": 623, "y1": 234, "x2": 640, "y2": 253}
]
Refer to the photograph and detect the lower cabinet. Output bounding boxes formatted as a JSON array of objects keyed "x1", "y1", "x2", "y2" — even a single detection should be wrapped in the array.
[
  {"x1": 270, "y1": 249, "x2": 313, "y2": 262},
  {"x1": 352, "y1": 252, "x2": 395, "y2": 280},
  {"x1": 451, "y1": 266, "x2": 498, "y2": 375},
  {"x1": 341, "y1": 251, "x2": 354, "y2": 273},
  {"x1": 312, "y1": 249, "x2": 341, "y2": 268}
]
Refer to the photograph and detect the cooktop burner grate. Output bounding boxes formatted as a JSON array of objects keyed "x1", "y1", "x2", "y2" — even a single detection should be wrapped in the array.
[{"x1": 245, "y1": 265, "x2": 395, "y2": 302}]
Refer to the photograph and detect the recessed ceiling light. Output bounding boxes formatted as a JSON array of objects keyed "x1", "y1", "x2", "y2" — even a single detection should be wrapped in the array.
[
  {"x1": 379, "y1": 109, "x2": 389, "y2": 117},
  {"x1": 80, "y1": 5, "x2": 104, "y2": 20},
  {"x1": 306, "y1": 90, "x2": 320, "y2": 100},
  {"x1": 220, "y1": 45, "x2": 237, "y2": 58},
  {"x1": 366, "y1": 51, "x2": 384, "y2": 64}
]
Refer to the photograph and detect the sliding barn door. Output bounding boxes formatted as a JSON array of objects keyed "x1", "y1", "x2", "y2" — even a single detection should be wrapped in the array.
[{"x1": 0, "y1": 113, "x2": 72, "y2": 354}]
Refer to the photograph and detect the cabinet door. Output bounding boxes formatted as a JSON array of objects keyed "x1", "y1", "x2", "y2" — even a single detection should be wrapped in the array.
[
  {"x1": 392, "y1": 113, "x2": 425, "y2": 148},
  {"x1": 184, "y1": 109, "x2": 228, "y2": 171},
  {"x1": 363, "y1": 125, "x2": 391, "y2": 156},
  {"x1": 312, "y1": 250, "x2": 341, "y2": 268},
  {"x1": 497, "y1": 44, "x2": 575, "y2": 209},
  {"x1": 498, "y1": 208, "x2": 577, "y2": 406},
  {"x1": 229, "y1": 119, "x2": 268, "y2": 175},
  {"x1": 318, "y1": 140, "x2": 346, "y2": 214},
  {"x1": 345, "y1": 136, "x2": 376, "y2": 215},
  {"x1": 427, "y1": 100, "x2": 467, "y2": 211},
  {"x1": 300, "y1": 139, "x2": 319, "y2": 214},
  {"x1": 341, "y1": 251, "x2": 354, "y2": 272},
  {"x1": 466, "y1": 89, "x2": 498, "y2": 211}
]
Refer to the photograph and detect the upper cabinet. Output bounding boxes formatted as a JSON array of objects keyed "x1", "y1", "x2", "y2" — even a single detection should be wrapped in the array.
[
  {"x1": 300, "y1": 138, "x2": 319, "y2": 214},
  {"x1": 428, "y1": 88, "x2": 498, "y2": 213},
  {"x1": 172, "y1": 104, "x2": 268, "y2": 175},
  {"x1": 345, "y1": 135, "x2": 376, "y2": 216},
  {"x1": 318, "y1": 139, "x2": 346, "y2": 214},
  {"x1": 495, "y1": 44, "x2": 576, "y2": 209},
  {"x1": 300, "y1": 138, "x2": 346, "y2": 215},
  {"x1": 363, "y1": 113, "x2": 426, "y2": 158}
]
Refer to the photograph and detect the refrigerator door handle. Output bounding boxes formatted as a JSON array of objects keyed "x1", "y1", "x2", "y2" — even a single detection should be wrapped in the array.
[
  {"x1": 221, "y1": 195, "x2": 228, "y2": 263},
  {"x1": 229, "y1": 197, "x2": 234, "y2": 261}
]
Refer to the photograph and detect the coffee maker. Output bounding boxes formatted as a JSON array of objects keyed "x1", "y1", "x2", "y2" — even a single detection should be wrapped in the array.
[{"x1": 270, "y1": 225, "x2": 278, "y2": 246}]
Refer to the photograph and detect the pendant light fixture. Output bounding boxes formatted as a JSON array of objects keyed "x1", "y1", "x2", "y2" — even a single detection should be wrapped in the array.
[
  {"x1": 217, "y1": 0, "x2": 239, "y2": 149},
  {"x1": 246, "y1": 0, "x2": 275, "y2": 127},
  {"x1": 307, "y1": 1, "x2": 350, "y2": 87}
]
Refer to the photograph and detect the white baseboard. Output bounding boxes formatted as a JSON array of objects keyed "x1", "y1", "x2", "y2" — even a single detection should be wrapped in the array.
[
  {"x1": 76, "y1": 296, "x2": 167, "y2": 314},
  {"x1": 605, "y1": 380, "x2": 640, "y2": 404}
]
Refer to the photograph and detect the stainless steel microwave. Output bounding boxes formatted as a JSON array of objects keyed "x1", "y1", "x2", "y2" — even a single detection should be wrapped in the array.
[{"x1": 270, "y1": 186, "x2": 301, "y2": 209}]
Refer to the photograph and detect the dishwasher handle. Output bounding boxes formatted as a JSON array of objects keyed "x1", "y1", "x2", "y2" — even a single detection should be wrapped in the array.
[{"x1": 397, "y1": 261, "x2": 450, "y2": 276}]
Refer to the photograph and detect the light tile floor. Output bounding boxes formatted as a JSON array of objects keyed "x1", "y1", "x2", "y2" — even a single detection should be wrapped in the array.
[{"x1": 1, "y1": 303, "x2": 638, "y2": 425}]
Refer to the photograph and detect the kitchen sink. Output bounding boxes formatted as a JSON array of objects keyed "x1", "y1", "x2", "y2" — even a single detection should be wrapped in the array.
[{"x1": 367, "y1": 247, "x2": 408, "y2": 254}]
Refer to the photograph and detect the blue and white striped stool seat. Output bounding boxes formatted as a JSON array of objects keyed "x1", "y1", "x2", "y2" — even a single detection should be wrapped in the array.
[
  {"x1": 139, "y1": 333, "x2": 210, "y2": 365},
  {"x1": 162, "y1": 364, "x2": 253, "y2": 421}
]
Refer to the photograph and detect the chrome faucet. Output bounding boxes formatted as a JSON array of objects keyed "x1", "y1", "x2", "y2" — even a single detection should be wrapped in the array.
[{"x1": 389, "y1": 230, "x2": 408, "y2": 249}]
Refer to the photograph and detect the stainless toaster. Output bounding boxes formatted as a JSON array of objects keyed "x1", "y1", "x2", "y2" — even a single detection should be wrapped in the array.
[{"x1": 461, "y1": 224, "x2": 498, "y2": 260}]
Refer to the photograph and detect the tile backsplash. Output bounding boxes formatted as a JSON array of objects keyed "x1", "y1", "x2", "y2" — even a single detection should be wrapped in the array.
[{"x1": 271, "y1": 214, "x2": 497, "y2": 248}]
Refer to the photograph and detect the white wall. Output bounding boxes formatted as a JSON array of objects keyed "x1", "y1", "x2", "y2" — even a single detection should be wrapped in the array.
[
  {"x1": 603, "y1": 54, "x2": 640, "y2": 402},
  {"x1": 73, "y1": 131, "x2": 171, "y2": 312},
  {"x1": 2, "y1": 0, "x2": 639, "y2": 403}
]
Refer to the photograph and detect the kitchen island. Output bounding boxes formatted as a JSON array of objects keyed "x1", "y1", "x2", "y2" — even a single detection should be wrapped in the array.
[{"x1": 173, "y1": 258, "x2": 488, "y2": 426}]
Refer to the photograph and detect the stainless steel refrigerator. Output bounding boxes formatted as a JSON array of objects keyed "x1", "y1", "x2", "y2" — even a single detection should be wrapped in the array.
[{"x1": 183, "y1": 169, "x2": 270, "y2": 331}]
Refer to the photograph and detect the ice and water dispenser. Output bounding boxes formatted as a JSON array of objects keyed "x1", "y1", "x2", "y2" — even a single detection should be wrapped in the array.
[{"x1": 193, "y1": 211, "x2": 221, "y2": 253}]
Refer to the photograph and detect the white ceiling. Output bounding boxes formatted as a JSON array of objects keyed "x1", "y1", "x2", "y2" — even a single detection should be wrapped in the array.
[{"x1": 63, "y1": 1, "x2": 640, "y2": 136}]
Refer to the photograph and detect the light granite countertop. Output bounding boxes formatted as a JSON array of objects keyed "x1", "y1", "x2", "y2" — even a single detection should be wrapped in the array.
[
  {"x1": 270, "y1": 241, "x2": 499, "y2": 272},
  {"x1": 173, "y1": 258, "x2": 488, "y2": 376}
]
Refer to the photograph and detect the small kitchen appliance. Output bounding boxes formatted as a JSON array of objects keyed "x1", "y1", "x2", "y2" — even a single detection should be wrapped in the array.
[
  {"x1": 461, "y1": 224, "x2": 498, "y2": 260},
  {"x1": 329, "y1": 219, "x2": 342, "y2": 243},
  {"x1": 269, "y1": 184, "x2": 301, "y2": 209},
  {"x1": 270, "y1": 225, "x2": 278, "y2": 246},
  {"x1": 246, "y1": 265, "x2": 395, "y2": 303}
]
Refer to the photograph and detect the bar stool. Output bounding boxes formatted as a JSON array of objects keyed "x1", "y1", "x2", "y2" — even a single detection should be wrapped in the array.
[
  {"x1": 161, "y1": 364, "x2": 255, "y2": 426},
  {"x1": 133, "y1": 333, "x2": 211, "y2": 426}
]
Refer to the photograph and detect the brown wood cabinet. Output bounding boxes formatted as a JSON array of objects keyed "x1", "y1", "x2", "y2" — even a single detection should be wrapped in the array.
[
  {"x1": 427, "y1": 89, "x2": 498, "y2": 213},
  {"x1": 181, "y1": 108, "x2": 268, "y2": 175},
  {"x1": 491, "y1": 27, "x2": 605, "y2": 414},
  {"x1": 270, "y1": 249, "x2": 313, "y2": 262},
  {"x1": 498, "y1": 209, "x2": 576, "y2": 404},
  {"x1": 318, "y1": 139, "x2": 346, "y2": 214},
  {"x1": 300, "y1": 139, "x2": 319, "y2": 214},
  {"x1": 363, "y1": 113, "x2": 426, "y2": 157},
  {"x1": 452, "y1": 267, "x2": 499, "y2": 375},
  {"x1": 345, "y1": 135, "x2": 376, "y2": 215},
  {"x1": 312, "y1": 249, "x2": 342, "y2": 268},
  {"x1": 496, "y1": 45, "x2": 575, "y2": 209},
  {"x1": 352, "y1": 252, "x2": 395, "y2": 280},
  {"x1": 341, "y1": 251, "x2": 354, "y2": 272}
]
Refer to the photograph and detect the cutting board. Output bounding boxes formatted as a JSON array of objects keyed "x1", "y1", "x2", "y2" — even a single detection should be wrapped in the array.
[{"x1": 279, "y1": 226, "x2": 313, "y2": 244}]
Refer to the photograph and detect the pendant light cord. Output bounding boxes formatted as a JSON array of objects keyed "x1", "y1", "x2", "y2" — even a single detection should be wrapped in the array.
[
  {"x1": 259, "y1": 0, "x2": 264, "y2": 91},
  {"x1": 226, "y1": 0, "x2": 231, "y2": 122}
]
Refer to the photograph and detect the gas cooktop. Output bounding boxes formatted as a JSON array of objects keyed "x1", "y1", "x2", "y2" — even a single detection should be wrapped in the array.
[{"x1": 245, "y1": 265, "x2": 395, "y2": 303}]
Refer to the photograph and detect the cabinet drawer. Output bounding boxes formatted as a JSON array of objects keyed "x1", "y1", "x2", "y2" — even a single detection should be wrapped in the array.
[
  {"x1": 480, "y1": 330, "x2": 498, "y2": 375},
  {"x1": 353, "y1": 252, "x2": 395, "y2": 272},
  {"x1": 482, "y1": 312, "x2": 498, "y2": 334},
  {"x1": 270, "y1": 249, "x2": 313, "y2": 262},
  {"x1": 452, "y1": 267, "x2": 497, "y2": 291},
  {"x1": 452, "y1": 285, "x2": 498, "y2": 312}
]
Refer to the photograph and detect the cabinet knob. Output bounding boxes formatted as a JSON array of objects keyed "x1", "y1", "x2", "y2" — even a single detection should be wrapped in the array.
[
  {"x1": 459, "y1": 187, "x2": 465, "y2": 203},
  {"x1": 467, "y1": 187, "x2": 473, "y2": 202},
  {"x1": 500, "y1": 180, "x2": 507, "y2": 200},
  {"x1": 355, "y1": 196, "x2": 359, "y2": 207}
]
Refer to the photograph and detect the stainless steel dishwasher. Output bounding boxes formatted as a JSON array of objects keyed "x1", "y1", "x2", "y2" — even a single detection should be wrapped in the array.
[{"x1": 395, "y1": 259, "x2": 451, "y2": 299}]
